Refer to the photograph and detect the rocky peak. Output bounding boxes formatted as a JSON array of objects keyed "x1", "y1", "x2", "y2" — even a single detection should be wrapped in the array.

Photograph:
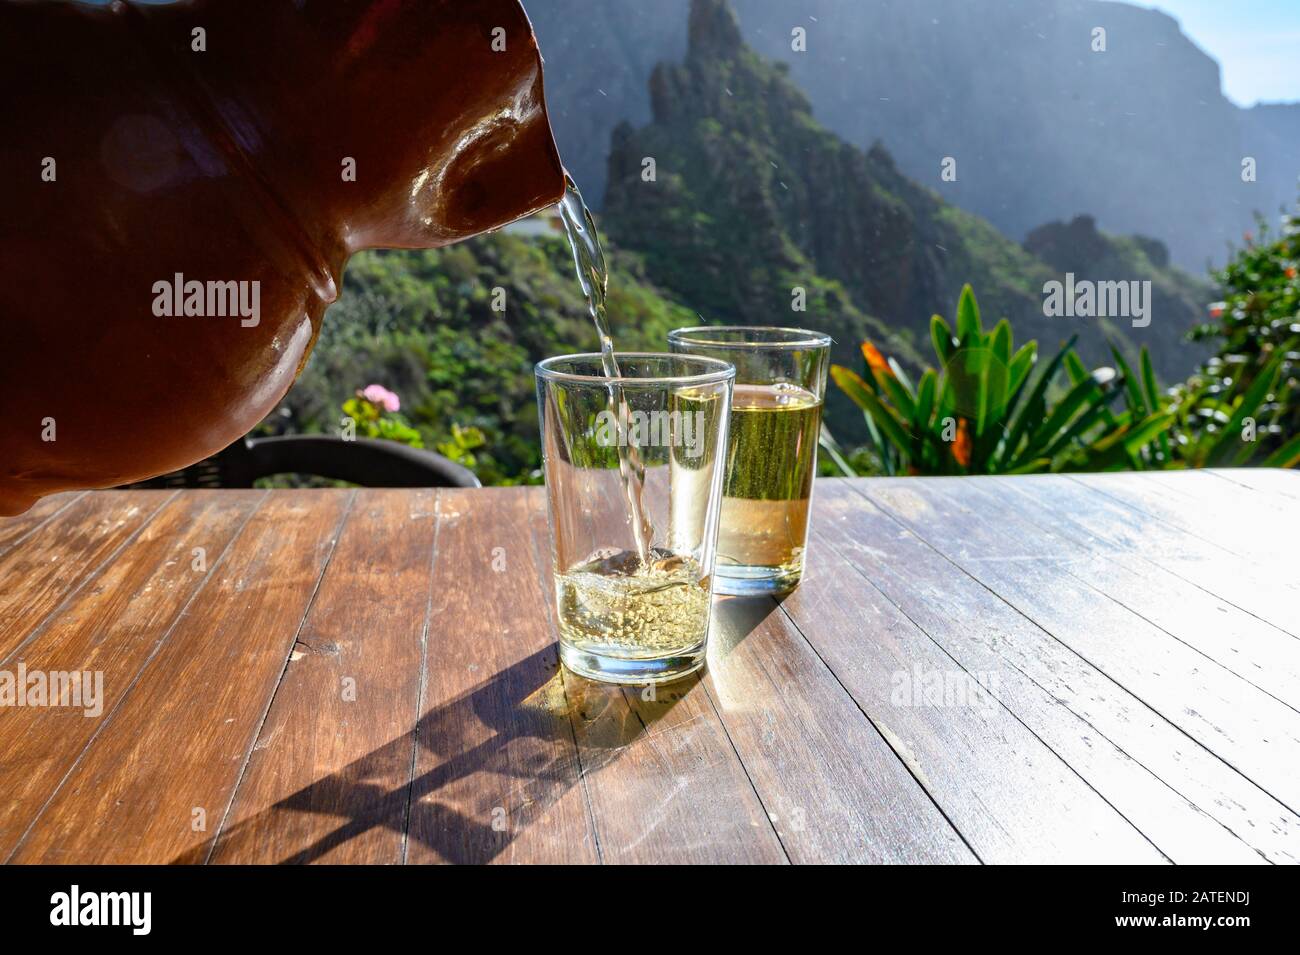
[
  {"x1": 1025, "y1": 214, "x2": 1170, "y2": 272},
  {"x1": 1024, "y1": 216, "x2": 1111, "y2": 272},
  {"x1": 687, "y1": 0, "x2": 743, "y2": 62}
]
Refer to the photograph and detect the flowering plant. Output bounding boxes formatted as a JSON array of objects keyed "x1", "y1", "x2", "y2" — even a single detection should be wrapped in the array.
[{"x1": 342, "y1": 384, "x2": 424, "y2": 448}]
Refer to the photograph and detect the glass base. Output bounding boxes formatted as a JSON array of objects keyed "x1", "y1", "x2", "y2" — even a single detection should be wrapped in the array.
[
  {"x1": 559, "y1": 642, "x2": 705, "y2": 685},
  {"x1": 713, "y1": 565, "x2": 802, "y2": 597}
]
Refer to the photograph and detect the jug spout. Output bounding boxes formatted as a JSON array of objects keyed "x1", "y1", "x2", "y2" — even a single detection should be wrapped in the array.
[{"x1": 0, "y1": 0, "x2": 566, "y2": 515}]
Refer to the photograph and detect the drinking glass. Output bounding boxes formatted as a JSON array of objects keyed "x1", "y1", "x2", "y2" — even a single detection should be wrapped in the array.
[
  {"x1": 536, "y1": 353, "x2": 735, "y2": 684},
  {"x1": 667, "y1": 327, "x2": 831, "y2": 595}
]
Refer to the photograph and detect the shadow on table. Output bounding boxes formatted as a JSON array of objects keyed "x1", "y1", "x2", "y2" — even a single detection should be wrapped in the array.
[
  {"x1": 708, "y1": 594, "x2": 785, "y2": 660},
  {"x1": 176, "y1": 644, "x2": 715, "y2": 865}
]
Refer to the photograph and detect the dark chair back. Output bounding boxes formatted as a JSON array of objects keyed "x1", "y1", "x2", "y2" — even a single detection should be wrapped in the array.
[{"x1": 122, "y1": 435, "x2": 480, "y2": 489}]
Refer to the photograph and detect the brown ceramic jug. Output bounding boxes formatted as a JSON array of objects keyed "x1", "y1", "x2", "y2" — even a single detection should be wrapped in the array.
[{"x1": 0, "y1": 0, "x2": 566, "y2": 514}]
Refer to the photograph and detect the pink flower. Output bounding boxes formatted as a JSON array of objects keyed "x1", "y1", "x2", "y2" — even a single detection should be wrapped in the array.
[{"x1": 359, "y1": 384, "x2": 400, "y2": 413}]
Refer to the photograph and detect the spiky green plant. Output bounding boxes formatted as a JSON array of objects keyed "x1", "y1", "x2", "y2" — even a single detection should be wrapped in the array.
[
  {"x1": 826, "y1": 285, "x2": 1175, "y2": 475},
  {"x1": 1120, "y1": 341, "x2": 1300, "y2": 469}
]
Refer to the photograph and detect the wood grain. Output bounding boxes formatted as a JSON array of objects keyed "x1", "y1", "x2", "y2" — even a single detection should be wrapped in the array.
[
  {"x1": 819, "y1": 480, "x2": 1294, "y2": 863},
  {"x1": 2, "y1": 477, "x2": 1296, "y2": 865},
  {"x1": 0, "y1": 492, "x2": 85, "y2": 558},
  {"x1": 406, "y1": 487, "x2": 599, "y2": 864},
  {"x1": 991, "y1": 473, "x2": 1300, "y2": 648},
  {"x1": 856, "y1": 476, "x2": 1300, "y2": 816},
  {"x1": 1069, "y1": 471, "x2": 1299, "y2": 572},
  {"x1": 782, "y1": 488, "x2": 1168, "y2": 864},
  {"x1": 7, "y1": 491, "x2": 352, "y2": 864},
  {"x1": 0, "y1": 491, "x2": 175, "y2": 660},
  {"x1": 981, "y1": 475, "x2": 1300, "y2": 707},
  {"x1": 209, "y1": 489, "x2": 438, "y2": 864},
  {"x1": 1207, "y1": 467, "x2": 1300, "y2": 502},
  {"x1": 1136, "y1": 469, "x2": 1300, "y2": 546},
  {"x1": 702, "y1": 593, "x2": 977, "y2": 863},
  {"x1": 559, "y1": 672, "x2": 788, "y2": 863},
  {"x1": 0, "y1": 491, "x2": 262, "y2": 858}
]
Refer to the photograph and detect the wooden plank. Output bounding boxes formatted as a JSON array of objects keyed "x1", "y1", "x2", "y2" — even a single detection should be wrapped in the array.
[
  {"x1": 0, "y1": 491, "x2": 176, "y2": 660},
  {"x1": 1027, "y1": 473, "x2": 1300, "y2": 640},
  {"x1": 1138, "y1": 469, "x2": 1300, "y2": 549},
  {"x1": 976, "y1": 473, "x2": 1236, "y2": 562},
  {"x1": 778, "y1": 488, "x2": 1168, "y2": 863},
  {"x1": 702, "y1": 594, "x2": 977, "y2": 863},
  {"x1": 0, "y1": 492, "x2": 85, "y2": 558},
  {"x1": 980, "y1": 476, "x2": 1300, "y2": 708},
  {"x1": 7, "y1": 490, "x2": 353, "y2": 864},
  {"x1": 529, "y1": 492, "x2": 788, "y2": 865},
  {"x1": 1070, "y1": 471, "x2": 1299, "y2": 567},
  {"x1": 856, "y1": 476, "x2": 1300, "y2": 816},
  {"x1": 0, "y1": 491, "x2": 263, "y2": 858},
  {"x1": 404, "y1": 488, "x2": 600, "y2": 864},
  {"x1": 818, "y1": 481, "x2": 1295, "y2": 862},
  {"x1": 560, "y1": 672, "x2": 788, "y2": 863},
  {"x1": 1207, "y1": 467, "x2": 1300, "y2": 502},
  {"x1": 208, "y1": 489, "x2": 438, "y2": 865}
]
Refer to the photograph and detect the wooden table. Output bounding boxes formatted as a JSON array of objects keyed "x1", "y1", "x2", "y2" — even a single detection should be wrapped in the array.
[{"x1": 1, "y1": 471, "x2": 1298, "y2": 865}]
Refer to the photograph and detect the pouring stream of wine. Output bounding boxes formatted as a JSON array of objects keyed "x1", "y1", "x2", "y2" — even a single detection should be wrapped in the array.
[{"x1": 557, "y1": 175, "x2": 655, "y2": 567}]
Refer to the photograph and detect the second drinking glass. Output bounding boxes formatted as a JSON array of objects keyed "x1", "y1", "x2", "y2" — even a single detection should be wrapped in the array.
[{"x1": 668, "y1": 327, "x2": 831, "y2": 596}]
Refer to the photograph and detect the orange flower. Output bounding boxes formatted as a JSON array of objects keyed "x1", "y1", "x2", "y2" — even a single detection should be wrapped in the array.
[
  {"x1": 1286, "y1": 266, "x2": 1297, "y2": 280},
  {"x1": 861, "y1": 341, "x2": 893, "y2": 379},
  {"x1": 951, "y1": 417, "x2": 972, "y2": 468}
]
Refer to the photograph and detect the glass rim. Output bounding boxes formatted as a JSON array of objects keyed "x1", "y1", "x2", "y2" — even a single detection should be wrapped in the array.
[
  {"x1": 668, "y1": 325, "x2": 833, "y2": 350},
  {"x1": 535, "y1": 352, "x2": 736, "y2": 388}
]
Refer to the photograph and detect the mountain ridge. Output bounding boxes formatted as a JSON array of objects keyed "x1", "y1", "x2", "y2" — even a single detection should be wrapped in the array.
[
  {"x1": 528, "y1": 0, "x2": 1299, "y2": 272},
  {"x1": 601, "y1": 0, "x2": 1208, "y2": 405}
]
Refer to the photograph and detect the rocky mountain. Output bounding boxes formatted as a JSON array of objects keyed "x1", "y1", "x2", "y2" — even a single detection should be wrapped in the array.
[
  {"x1": 1023, "y1": 215, "x2": 1210, "y2": 370},
  {"x1": 599, "y1": 0, "x2": 1208, "y2": 403},
  {"x1": 528, "y1": 0, "x2": 1299, "y2": 272}
]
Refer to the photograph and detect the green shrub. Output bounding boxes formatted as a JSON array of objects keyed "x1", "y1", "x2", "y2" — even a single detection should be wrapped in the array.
[{"x1": 1166, "y1": 207, "x2": 1300, "y2": 467}]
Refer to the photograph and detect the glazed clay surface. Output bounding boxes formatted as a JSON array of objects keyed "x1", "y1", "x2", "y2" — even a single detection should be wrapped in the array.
[{"x1": 0, "y1": 0, "x2": 566, "y2": 514}]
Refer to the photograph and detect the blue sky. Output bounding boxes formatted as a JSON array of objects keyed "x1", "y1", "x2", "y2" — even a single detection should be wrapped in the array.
[{"x1": 1121, "y1": 0, "x2": 1300, "y2": 105}]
